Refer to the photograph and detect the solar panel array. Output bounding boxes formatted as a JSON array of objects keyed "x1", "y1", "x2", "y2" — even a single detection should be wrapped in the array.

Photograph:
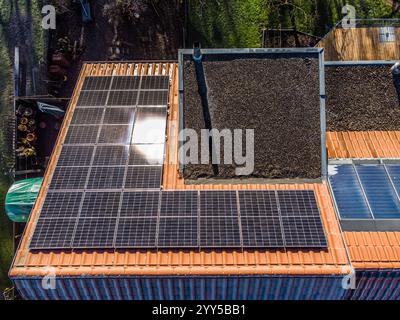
[
  {"x1": 30, "y1": 74, "x2": 328, "y2": 251},
  {"x1": 30, "y1": 75, "x2": 169, "y2": 249},
  {"x1": 31, "y1": 189, "x2": 327, "y2": 250},
  {"x1": 329, "y1": 163, "x2": 400, "y2": 220}
]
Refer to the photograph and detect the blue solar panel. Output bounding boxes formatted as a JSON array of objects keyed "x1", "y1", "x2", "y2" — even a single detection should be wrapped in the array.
[
  {"x1": 329, "y1": 165, "x2": 372, "y2": 219},
  {"x1": 385, "y1": 164, "x2": 400, "y2": 195},
  {"x1": 356, "y1": 165, "x2": 400, "y2": 219}
]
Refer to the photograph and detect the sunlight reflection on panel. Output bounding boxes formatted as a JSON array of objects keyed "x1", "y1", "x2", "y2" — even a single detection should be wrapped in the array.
[{"x1": 129, "y1": 144, "x2": 165, "y2": 165}]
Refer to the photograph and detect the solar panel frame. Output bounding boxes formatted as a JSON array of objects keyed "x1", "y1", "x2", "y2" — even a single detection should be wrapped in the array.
[
  {"x1": 129, "y1": 144, "x2": 165, "y2": 166},
  {"x1": 328, "y1": 164, "x2": 373, "y2": 219},
  {"x1": 98, "y1": 124, "x2": 133, "y2": 144},
  {"x1": 238, "y1": 190, "x2": 280, "y2": 217},
  {"x1": 76, "y1": 90, "x2": 108, "y2": 106},
  {"x1": 86, "y1": 166, "x2": 125, "y2": 190},
  {"x1": 277, "y1": 190, "x2": 321, "y2": 217},
  {"x1": 72, "y1": 217, "x2": 117, "y2": 248},
  {"x1": 57, "y1": 145, "x2": 95, "y2": 167},
  {"x1": 114, "y1": 218, "x2": 157, "y2": 248},
  {"x1": 107, "y1": 91, "x2": 138, "y2": 106},
  {"x1": 124, "y1": 166, "x2": 162, "y2": 189},
  {"x1": 81, "y1": 76, "x2": 112, "y2": 91},
  {"x1": 137, "y1": 90, "x2": 169, "y2": 106},
  {"x1": 131, "y1": 107, "x2": 167, "y2": 144},
  {"x1": 111, "y1": 76, "x2": 141, "y2": 90},
  {"x1": 158, "y1": 217, "x2": 198, "y2": 248},
  {"x1": 49, "y1": 166, "x2": 90, "y2": 190},
  {"x1": 92, "y1": 145, "x2": 129, "y2": 166},
  {"x1": 39, "y1": 192, "x2": 83, "y2": 219},
  {"x1": 199, "y1": 215, "x2": 241, "y2": 248},
  {"x1": 140, "y1": 76, "x2": 169, "y2": 90},
  {"x1": 281, "y1": 216, "x2": 327, "y2": 248},
  {"x1": 64, "y1": 126, "x2": 100, "y2": 144},
  {"x1": 30, "y1": 218, "x2": 76, "y2": 250},
  {"x1": 160, "y1": 191, "x2": 198, "y2": 217},
  {"x1": 103, "y1": 108, "x2": 136, "y2": 124},
  {"x1": 200, "y1": 191, "x2": 239, "y2": 217},
  {"x1": 120, "y1": 191, "x2": 160, "y2": 217},
  {"x1": 70, "y1": 108, "x2": 104, "y2": 125},
  {"x1": 240, "y1": 215, "x2": 284, "y2": 248},
  {"x1": 80, "y1": 191, "x2": 122, "y2": 218},
  {"x1": 356, "y1": 164, "x2": 400, "y2": 219}
]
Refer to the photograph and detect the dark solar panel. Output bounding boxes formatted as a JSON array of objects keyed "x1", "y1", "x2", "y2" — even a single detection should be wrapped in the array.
[
  {"x1": 277, "y1": 190, "x2": 320, "y2": 217},
  {"x1": 107, "y1": 91, "x2": 138, "y2": 106},
  {"x1": 160, "y1": 191, "x2": 198, "y2": 217},
  {"x1": 80, "y1": 192, "x2": 122, "y2": 217},
  {"x1": 81, "y1": 76, "x2": 111, "y2": 91},
  {"x1": 199, "y1": 216, "x2": 241, "y2": 248},
  {"x1": 131, "y1": 107, "x2": 167, "y2": 144},
  {"x1": 158, "y1": 217, "x2": 198, "y2": 247},
  {"x1": 92, "y1": 145, "x2": 129, "y2": 166},
  {"x1": 115, "y1": 218, "x2": 157, "y2": 247},
  {"x1": 64, "y1": 126, "x2": 100, "y2": 144},
  {"x1": 120, "y1": 191, "x2": 160, "y2": 217},
  {"x1": 129, "y1": 144, "x2": 164, "y2": 165},
  {"x1": 124, "y1": 166, "x2": 162, "y2": 189},
  {"x1": 29, "y1": 218, "x2": 76, "y2": 249},
  {"x1": 87, "y1": 166, "x2": 125, "y2": 190},
  {"x1": 200, "y1": 191, "x2": 238, "y2": 217},
  {"x1": 72, "y1": 218, "x2": 117, "y2": 248},
  {"x1": 238, "y1": 191, "x2": 279, "y2": 217},
  {"x1": 57, "y1": 145, "x2": 94, "y2": 166},
  {"x1": 49, "y1": 166, "x2": 89, "y2": 190},
  {"x1": 98, "y1": 125, "x2": 133, "y2": 144},
  {"x1": 76, "y1": 91, "x2": 108, "y2": 106},
  {"x1": 111, "y1": 76, "x2": 140, "y2": 90},
  {"x1": 241, "y1": 215, "x2": 284, "y2": 247},
  {"x1": 137, "y1": 90, "x2": 169, "y2": 105},
  {"x1": 71, "y1": 108, "x2": 104, "y2": 125},
  {"x1": 140, "y1": 76, "x2": 169, "y2": 90},
  {"x1": 40, "y1": 192, "x2": 83, "y2": 218},
  {"x1": 281, "y1": 216, "x2": 327, "y2": 247},
  {"x1": 103, "y1": 108, "x2": 136, "y2": 124}
]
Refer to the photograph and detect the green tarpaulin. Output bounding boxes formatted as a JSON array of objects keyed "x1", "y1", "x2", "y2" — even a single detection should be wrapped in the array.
[{"x1": 5, "y1": 177, "x2": 43, "y2": 222}]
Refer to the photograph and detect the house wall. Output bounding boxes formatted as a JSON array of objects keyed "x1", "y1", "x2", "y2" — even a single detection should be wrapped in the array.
[
  {"x1": 13, "y1": 275, "x2": 346, "y2": 300},
  {"x1": 345, "y1": 270, "x2": 400, "y2": 300}
]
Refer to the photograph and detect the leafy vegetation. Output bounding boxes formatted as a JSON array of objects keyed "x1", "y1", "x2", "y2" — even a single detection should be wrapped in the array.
[
  {"x1": 188, "y1": 0, "x2": 399, "y2": 48},
  {"x1": 0, "y1": 0, "x2": 45, "y2": 296}
]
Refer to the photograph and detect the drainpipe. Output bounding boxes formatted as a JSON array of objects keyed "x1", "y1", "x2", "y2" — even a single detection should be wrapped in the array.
[{"x1": 192, "y1": 44, "x2": 218, "y2": 175}]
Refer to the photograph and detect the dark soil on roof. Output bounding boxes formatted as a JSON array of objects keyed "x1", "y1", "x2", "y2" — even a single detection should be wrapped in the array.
[
  {"x1": 326, "y1": 65, "x2": 400, "y2": 131},
  {"x1": 183, "y1": 56, "x2": 322, "y2": 180}
]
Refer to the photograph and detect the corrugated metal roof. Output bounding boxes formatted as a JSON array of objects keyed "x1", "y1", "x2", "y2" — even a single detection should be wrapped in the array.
[{"x1": 10, "y1": 62, "x2": 351, "y2": 277}]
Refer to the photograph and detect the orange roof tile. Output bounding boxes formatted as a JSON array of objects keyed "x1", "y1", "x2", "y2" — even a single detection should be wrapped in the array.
[
  {"x1": 327, "y1": 131, "x2": 400, "y2": 159},
  {"x1": 10, "y1": 62, "x2": 351, "y2": 277}
]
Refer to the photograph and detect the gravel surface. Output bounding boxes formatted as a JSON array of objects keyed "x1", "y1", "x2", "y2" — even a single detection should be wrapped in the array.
[
  {"x1": 326, "y1": 65, "x2": 400, "y2": 131},
  {"x1": 183, "y1": 55, "x2": 322, "y2": 180}
]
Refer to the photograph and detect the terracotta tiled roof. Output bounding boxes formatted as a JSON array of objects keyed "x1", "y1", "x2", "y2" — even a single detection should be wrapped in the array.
[
  {"x1": 327, "y1": 131, "x2": 400, "y2": 159},
  {"x1": 10, "y1": 63, "x2": 351, "y2": 277}
]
